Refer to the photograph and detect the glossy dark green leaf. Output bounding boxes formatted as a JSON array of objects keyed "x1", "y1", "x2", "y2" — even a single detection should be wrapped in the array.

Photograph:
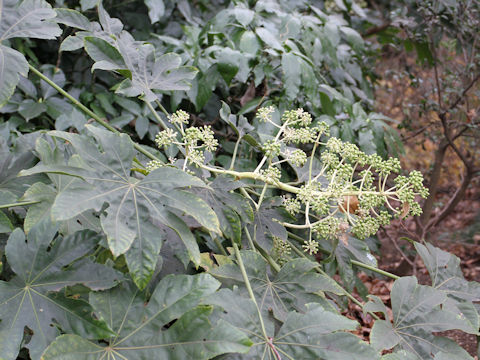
[
  {"x1": 39, "y1": 65, "x2": 66, "y2": 100},
  {"x1": 282, "y1": 52, "x2": 302, "y2": 100},
  {"x1": 55, "y1": 8, "x2": 93, "y2": 31},
  {"x1": 369, "y1": 276, "x2": 478, "y2": 359},
  {"x1": 256, "y1": 27, "x2": 282, "y2": 50},
  {"x1": 0, "y1": 137, "x2": 39, "y2": 198},
  {"x1": 20, "y1": 126, "x2": 219, "y2": 288},
  {"x1": 0, "y1": 45, "x2": 29, "y2": 107},
  {"x1": 209, "y1": 289, "x2": 378, "y2": 359},
  {"x1": 193, "y1": 177, "x2": 253, "y2": 244},
  {"x1": 21, "y1": 138, "x2": 100, "y2": 235},
  {"x1": 55, "y1": 107, "x2": 87, "y2": 131},
  {"x1": 415, "y1": 242, "x2": 480, "y2": 331},
  {"x1": 239, "y1": 30, "x2": 261, "y2": 54},
  {"x1": 0, "y1": 0, "x2": 61, "y2": 41},
  {"x1": 210, "y1": 251, "x2": 344, "y2": 321},
  {"x1": 115, "y1": 33, "x2": 198, "y2": 101},
  {"x1": 145, "y1": 0, "x2": 165, "y2": 24},
  {"x1": 80, "y1": 0, "x2": 98, "y2": 11},
  {"x1": 84, "y1": 36, "x2": 126, "y2": 72},
  {"x1": 0, "y1": 211, "x2": 13, "y2": 233},
  {"x1": 335, "y1": 234, "x2": 377, "y2": 289},
  {"x1": 18, "y1": 99, "x2": 46, "y2": 120},
  {"x1": 0, "y1": 220, "x2": 121, "y2": 360},
  {"x1": 219, "y1": 101, "x2": 254, "y2": 137},
  {"x1": 275, "y1": 303, "x2": 379, "y2": 360},
  {"x1": 97, "y1": 1, "x2": 123, "y2": 35},
  {"x1": 42, "y1": 274, "x2": 252, "y2": 359},
  {"x1": 381, "y1": 351, "x2": 419, "y2": 360},
  {"x1": 248, "y1": 197, "x2": 290, "y2": 251},
  {"x1": 0, "y1": 0, "x2": 61, "y2": 106}
]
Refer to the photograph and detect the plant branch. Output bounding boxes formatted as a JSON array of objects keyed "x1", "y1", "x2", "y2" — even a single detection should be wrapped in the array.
[
  {"x1": 28, "y1": 64, "x2": 163, "y2": 163},
  {"x1": 232, "y1": 243, "x2": 271, "y2": 346},
  {"x1": 144, "y1": 101, "x2": 168, "y2": 129},
  {"x1": 201, "y1": 164, "x2": 400, "y2": 199},
  {"x1": 286, "y1": 231, "x2": 399, "y2": 280},
  {"x1": 0, "y1": 201, "x2": 41, "y2": 209},
  {"x1": 229, "y1": 137, "x2": 242, "y2": 170},
  {"x1": 443, "y1": 72, "x2": 480, "y2": 114},
  {"x1": 427, "y1": 168, "x2": 478, "y2": 229}
]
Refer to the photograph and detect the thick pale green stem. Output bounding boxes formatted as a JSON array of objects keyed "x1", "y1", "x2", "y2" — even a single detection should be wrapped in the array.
[
  {"x1": 232, "y1": 243, "x2": 270, "y2": 340},
  {"x1": 256, "y1": 183, "x2": 268, "y2": 211},
  {"x1": 286, "y1": 231, "x2": 399, "y2": 280},
  {"x1": 213, "y1": 237, "x2": 228, "y2": 256},
  {"x1": 201, "y1": 164, "x2": 395, "y2": 199},
  {"x1": 254, "y1": 121, "x2": 289, "y2": 173},
  {"x1": 254, "y1": 242, "x2": 281, "y2": 272},
  {"x1": 154, "y1": 99, "x2": 171, "y2": 118},
  {"x1": 0, "y1": 201, "x2": 40, "y2": 209},
  {"x1": 229, "y1": 137, "x2": 242, "y2": 170},
  {"x1": 308, "y1": 132, "x2": 322, "y2": 184},
  {"x1": 351, "y1": 260, "x2": 400, "y2": 280},
  {"x1": 28, "y1": 64, "x2": 162, "y2": 163},
  {"x1": 144, "y1": 101, "x2": 168, "y2": 129},
  {"x1": 244, "y1": 226, "x2": 257, "y2": 252}
]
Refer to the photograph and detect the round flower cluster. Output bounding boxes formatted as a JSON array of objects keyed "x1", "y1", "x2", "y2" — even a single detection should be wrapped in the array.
[
  {"x1": 313, "y1": 217, "x2": 341, "y2": 238},
  {"x1": 302, "y1": 239, "x2": 320, "y2": 255},
  {"x1": 282, "y1": 127, "x2": 320, "y2": 144},
  {"x1": 151, "y1": 110, "x2": 220, "y2": 170},
  {"x1": 184, "y1": 126, "x2": 218, "y2": 152},
  {"x1": 282, "y1": 108, "x2": 313, "y2": 127},
  {"x1": 145, "y1": 160, "x2": 163, "y2": 172},
  {"x1": 271, "y1": 236, "x2": 292, "y2": 265},
  {"x1": 260, "y1": 166, "x2": 281, "y2": 183},
  {"x1": 169, "y1": 109, "x2": 190, "y2": 124},
  {"x1": 282, "y1": 196, "x2": 301, "y2": 216},
  {"x1": 288, "y1": 149, "x2": 307, "y2": 167},
  {"x1": 263, "y1": 140, "x2": 281, "y2": 158},
  {"x1": 155, "y1": 128, "x2": 177, "y2": 147},
  {"x1": 256, "y1": 106, "x2": 275, "y2": 122},
  {"x1": 181, "y1": 125, "x2": 218, "y2": 166},
  {"x1": 258, "y1": 110, "x2": 429, "y2": 248}
]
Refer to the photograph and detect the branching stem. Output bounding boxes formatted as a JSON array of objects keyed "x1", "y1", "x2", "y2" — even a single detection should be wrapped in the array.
[
  {"x1": 28, "y1": 64, "x2": 162, "y2": 163},
  {"x1": 0, "y1": 201, "x2": 40, "y2": 209},
  {"x1": 232, "y1": 243, "x2": 270, "y2": 342}
]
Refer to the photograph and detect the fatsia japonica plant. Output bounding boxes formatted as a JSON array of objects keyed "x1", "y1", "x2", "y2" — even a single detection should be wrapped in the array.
[{"x1": 0, "y1": 1, "x2": 479, "y2": 360}]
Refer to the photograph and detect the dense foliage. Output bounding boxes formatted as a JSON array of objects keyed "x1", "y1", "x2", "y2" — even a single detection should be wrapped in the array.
[{"x1": 0, "y1": 1, "x2": 479, "y2": 359}]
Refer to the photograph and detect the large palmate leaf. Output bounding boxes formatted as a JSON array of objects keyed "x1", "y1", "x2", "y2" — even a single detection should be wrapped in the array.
[
  {"x1": 368, "y1": 276, "x2": 478, "y2": 359},
  {"x1": 41, "y1": 274, "x2": 252, "y2": 359},
  {"x1": 0, "y1": 137, "x2": 41, "y2": 199},
  {"x1": 0, "y1": 0, "x2": 61, "y2": 106},
  {"x1": 193, "y1": 176, "x2": 254, "y2": 244},
  {"x1": 0, "y1": 220, "x2": 121, "y2": 360},
  {"x1": 415, "y1": 241, "x2": 480, "y2": 299},
  {"x1": 208, "y1": 288, "x2": 378, "y2": 359},
  {"x1": 115, "y1": 33, "x2": 198, "y2": 101},
  {"x1": 21, "y1": 138, "x2": 101, "y2": 234},
  {"x1": 20, "y1": 125, "x2": 220, "y2": 289},
  {"x1": 415, "y1": 242, "x2": 480, "y2": 332},
  {"x1": 57, "y1": 4, "x2": 197, "y2": 101},
  {"x1": 210, "y1": 251, "x2": 344, "y2": 321}
]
